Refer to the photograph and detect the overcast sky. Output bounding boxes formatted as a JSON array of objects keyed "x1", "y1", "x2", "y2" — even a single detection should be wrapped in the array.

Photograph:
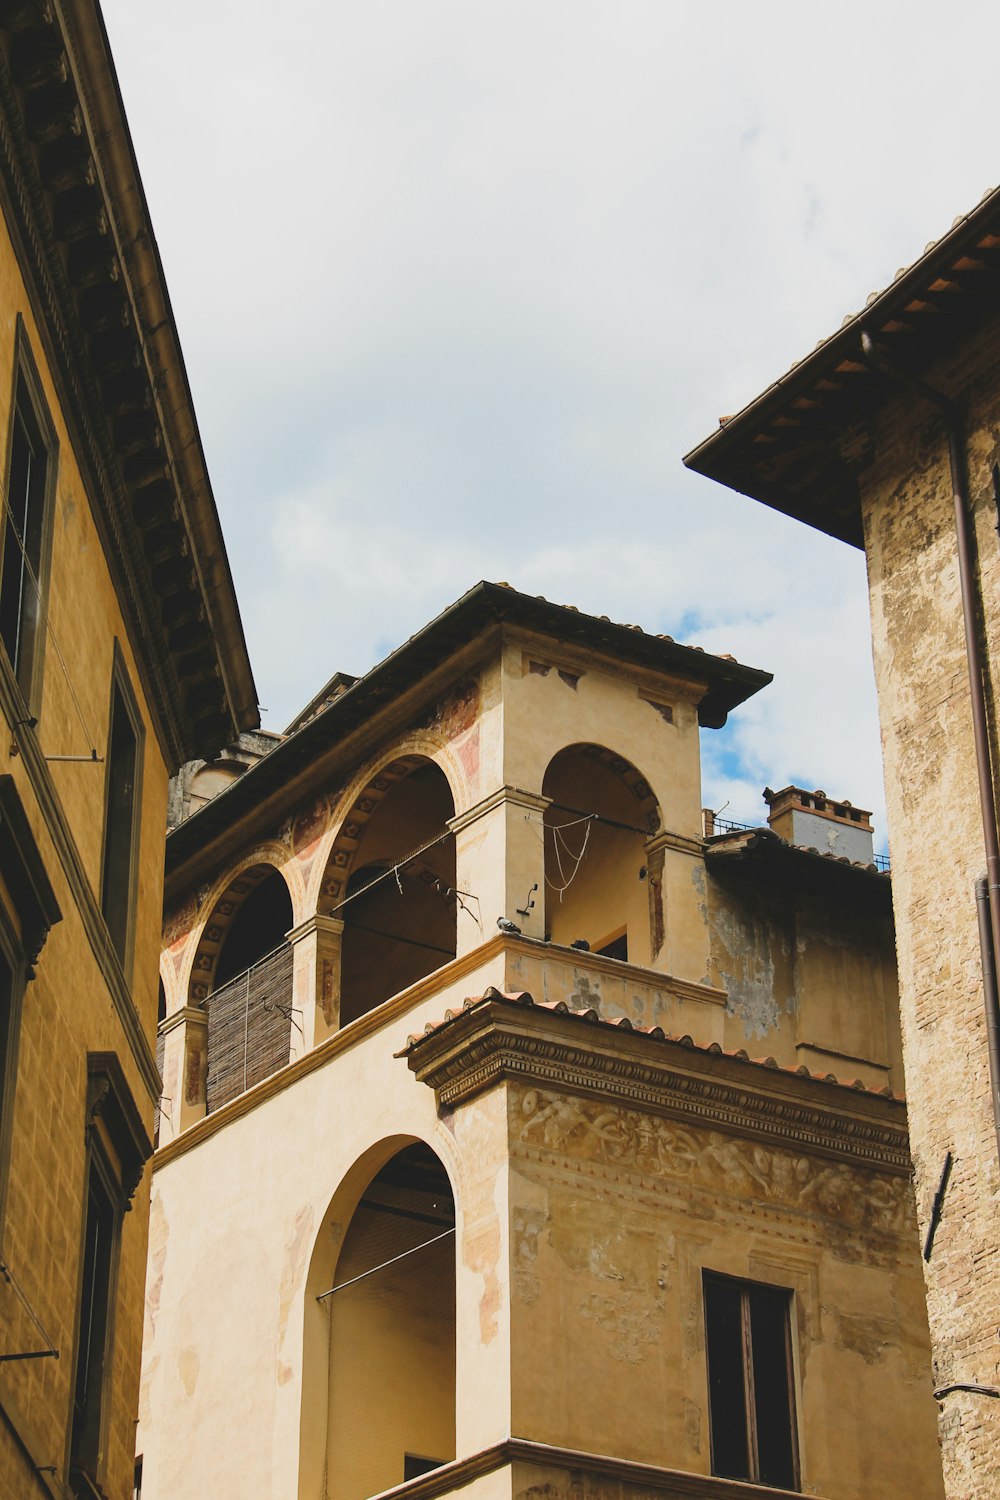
[{"x1": 102, "y1": 1, "x2": 1000, "y2": 845}]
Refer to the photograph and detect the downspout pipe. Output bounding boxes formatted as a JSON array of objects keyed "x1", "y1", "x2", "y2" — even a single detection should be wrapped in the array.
[{"x1": 860, "y1": 331, "x2": 1000, "y2": 1167}]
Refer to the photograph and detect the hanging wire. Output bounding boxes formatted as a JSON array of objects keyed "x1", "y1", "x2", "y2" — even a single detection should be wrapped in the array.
[
  {"x1": 0, "y1": 476, "x2": 99, "y2": 758},
  {"x1": 0, "y1": 1255, "x2": 59, "y2": 1358},
  {"x1": 524, "y1": 809, "x2": 596, "y2": 900},
  {"x1": 550, "y1": 817, "x2": 593, "y2": 900},
  {"x1": 325, "y1": 828, "x2": 454, "y2": 917},
  {"x1": 316, "y1": 1227, "x2": 455, "y2": 1302}
]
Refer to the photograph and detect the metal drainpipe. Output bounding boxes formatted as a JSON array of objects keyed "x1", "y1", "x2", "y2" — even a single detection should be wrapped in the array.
[{"x1": 860, "y1": 332, "x2": 1000, "y2": 1166}]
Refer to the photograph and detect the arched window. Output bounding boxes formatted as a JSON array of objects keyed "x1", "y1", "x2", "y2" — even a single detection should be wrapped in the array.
[
  {"x1": 201, "y1": 866, "x2": 294, "y2": 1112},
  {"x1": 321, "y1": 1143, "x2": 456, "y2": 1499},
  {"x1": 334, "y1": 761, "x2": 457, "y2": 1026},
  {"x1": 542, "y1": 745, "x2": 660, "y2": 966}
]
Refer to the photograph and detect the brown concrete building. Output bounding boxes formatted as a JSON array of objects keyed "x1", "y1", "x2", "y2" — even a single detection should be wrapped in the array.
[
  {"x1": 0, "y1": 4, "x2": 256, "y2": 1497},
  {"x1": 686, "y1": 188, "x2": 1000, "y2": 1497},
  {"x1": 142, "y1": 582, "x2": 941, "y2": 1500}
]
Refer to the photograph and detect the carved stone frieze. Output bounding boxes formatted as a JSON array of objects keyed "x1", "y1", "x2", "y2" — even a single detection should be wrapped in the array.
[
  {"x1": 512, "y1": 1085, "x2": 911, "y2": 1234},
  {"x1": 401, "y1": 994, "x2": 910, "y2": 1175}
]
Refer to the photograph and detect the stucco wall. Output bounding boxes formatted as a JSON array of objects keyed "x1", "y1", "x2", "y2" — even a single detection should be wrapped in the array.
[{"x1": 0, "y1": 206, "x2": 168, "y2": 1499}]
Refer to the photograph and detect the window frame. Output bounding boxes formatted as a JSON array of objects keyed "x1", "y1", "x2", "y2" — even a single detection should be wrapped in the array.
[
  {"x1": 69, "y1": 1134, "x2": 122, "y2": 1488},
  {"x1": 67, "y1": 1052, "x2": 151, "y2": 1496},
  {"x1": 703, "y1": 1270, "x2": 801, "y2": 1492},
  {"x1": 99, "y1": 645, "x2": 145, "y2": 983},
  {"x1": 0, "y1": 316, "x2": 58, "y2": 716},
  {"x1": 0, "y1": 774, "x2": 61, "y2": 1238}
]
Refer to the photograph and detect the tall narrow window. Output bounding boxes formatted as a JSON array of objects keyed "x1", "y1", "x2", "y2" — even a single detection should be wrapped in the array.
[
  {"x1": 0, "y1": 327, "x2": 56, "y2": 707},
  {"x1": 71, "y1": 1055, "x2": 151, "y2": 1498},
  {"x1": 704, "y1": 1273, "x2": 799, "y2": 1491},
  {"x1": 100, "y1": 660, "x2": 143, "y2": 971},
  {"x1": 71, "y1": 1156, "x2": 117, "y2": 1480}
]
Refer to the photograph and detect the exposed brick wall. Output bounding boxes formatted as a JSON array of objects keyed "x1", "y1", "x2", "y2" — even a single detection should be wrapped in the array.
[{"x1": 861, "y1": 311, "x2": 1000, "y2": 1500}]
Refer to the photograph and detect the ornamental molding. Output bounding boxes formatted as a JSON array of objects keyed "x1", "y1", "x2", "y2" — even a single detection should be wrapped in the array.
[
  {"x1": 368, "y1": 1437, "x2": 824, "y2": 1500},
  {"x1": 401, "y1": 997, "x2": 910, "y2": 1175}
]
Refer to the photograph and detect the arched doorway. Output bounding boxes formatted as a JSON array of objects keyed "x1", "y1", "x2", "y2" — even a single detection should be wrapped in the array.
[
  {"x1": 321, "y1": 1143, "x2": 456, "y2": 1500},
  {"x1": 327, "y1": 760, "x2": 457, "y2": 1025},
  {"x1": 197, "y1": 865, "x2": 295, "y2": 1112},
  {"x1": 541, "y1": 744, "x2": 661, "y2": 966}
]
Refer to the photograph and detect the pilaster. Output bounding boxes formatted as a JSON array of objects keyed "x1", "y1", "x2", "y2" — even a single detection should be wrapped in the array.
[
  {"x1": 157, "y1": 1006, "x2": 208, "y2": 1144},
  {"x1": 448, "y1": 787, "x2": 550, "y2": 952},
  {"x1": 287, "y1": 913, "x2": 345, "y2": 1056}
]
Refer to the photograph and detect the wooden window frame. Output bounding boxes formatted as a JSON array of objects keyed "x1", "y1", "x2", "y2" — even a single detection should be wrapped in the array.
[
  {"x1": 703, "y1": 1270, "x2": 800, "y2": 1492},
  {"x1": 0, "y1": 315, "x2": 58, "y2": 717},
  {"x1": 99, "y1": 644, "x2": 144, "y2": 983},
  {"x1": 67, "y1": 1053, "x2": 151, "y2": 1496}
]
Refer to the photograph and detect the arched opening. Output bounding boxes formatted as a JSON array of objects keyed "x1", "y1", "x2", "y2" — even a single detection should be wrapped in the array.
[
  {"x1": 542, "y1": 744, "x2": 661, "y2": 966},
  {"x1": 198, "y1": 865, "x2": 295, "y2": 1112},
  {"x1": 332, "y1": 760, "x2": 457, "y2": 1026},
  {"x1": 322, "y1": 1143, "x2": 456, "y2": 1500}
]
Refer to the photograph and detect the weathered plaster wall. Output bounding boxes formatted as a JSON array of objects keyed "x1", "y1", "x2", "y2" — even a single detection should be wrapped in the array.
[
  {"x1": 507, "y1": 1082, "x2": 941, "y2": 1499},
  {"x1": 860, "y1": 314, "x2": 1000, "y2": 1497},
  {"x1": 707, "y1": 871, "x2": 902, "y2": 1092}
]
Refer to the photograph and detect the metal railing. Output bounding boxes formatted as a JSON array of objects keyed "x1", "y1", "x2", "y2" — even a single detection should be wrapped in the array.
[
  {"x1": 703, "y1": 812, "x2": 757, "y2": 838},
  {"x1": 205, "y1": 942, "x2": 295, "y2": 1114}
]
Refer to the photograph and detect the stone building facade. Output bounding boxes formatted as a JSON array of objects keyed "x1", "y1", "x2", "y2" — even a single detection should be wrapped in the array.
[
  {"x1": 141, "y1": 583, "x2": 941, "y2": 1500},
  {"x1": 0, "y1": 5, "x2": 256, "y2": 1499},
  {"x1": 686, "y1": 188, "x2": 1000, "y2": 1498}
]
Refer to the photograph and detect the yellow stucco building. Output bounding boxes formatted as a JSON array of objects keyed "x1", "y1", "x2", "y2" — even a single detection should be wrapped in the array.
[
  {"x1": 142, "y1": 583, "x2": 941, "y2": 1500},
  {"x1": 686, "y1": 185, "x2": 1000, "y2": 1500},
  {"x1": 0, "y1": 4, "x2": 256, "y2": 1498}
]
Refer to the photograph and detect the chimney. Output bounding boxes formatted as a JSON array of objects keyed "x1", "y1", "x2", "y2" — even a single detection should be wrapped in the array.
[{"x1": 762, "y1": 786, "x2": 875, "y2": 864}]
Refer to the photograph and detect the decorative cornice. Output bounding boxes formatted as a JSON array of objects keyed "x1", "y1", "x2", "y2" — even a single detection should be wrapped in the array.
[
  {"x1": 286, "y1": 913, "x2": 345, "y2": 946},
  {"x1": 368, "y1": 1437, "x2": 826, "y2": 1500},
  {"x1": 158, "y1": 1005, "x2": 207, "y2": 1040},
  {"x1": 645, "y1": 828, "x2": 705, "y2": 859},
  {"x1": 401, "y1": 995, "x2": 910, "y2": 1174},
  {"x1": 0, "y1": 4, "x2": 255, "y2": 763},
  {"x1": 448, "y1": 785, "x2": 551, "y2": 836}
]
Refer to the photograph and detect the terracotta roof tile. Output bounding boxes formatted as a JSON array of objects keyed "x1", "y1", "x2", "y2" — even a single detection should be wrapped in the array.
[{"x1": 401, "y1": 986, "x2": 902, "y2": 1101}]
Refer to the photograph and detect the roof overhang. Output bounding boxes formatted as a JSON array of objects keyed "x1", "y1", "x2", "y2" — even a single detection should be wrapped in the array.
[
  {"x1": 684, "y1": 185, "x2": 1000, "y2": 548},
  {"x1": 0, "y1": 3, "x2": 258, "y2": 764},
  {"x1": 165, "y1": 581, "x2": 771, "y2": 879}
]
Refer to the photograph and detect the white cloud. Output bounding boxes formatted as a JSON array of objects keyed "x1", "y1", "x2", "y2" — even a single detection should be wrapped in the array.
[{"x1": 102, "y1": 0, "x2": 998, "y2": 841}]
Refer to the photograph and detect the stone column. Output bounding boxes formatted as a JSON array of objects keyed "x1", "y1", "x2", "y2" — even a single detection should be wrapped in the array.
[
  {"x1": 287, "y1": 914, "x2": 345, "y2": 1058},
  {"x1": 448, "y1": 786, "x2": 550, "y2": 954},
  {"x1": 157, "y1": 1006, "x2": 208, "y2": 1145}
]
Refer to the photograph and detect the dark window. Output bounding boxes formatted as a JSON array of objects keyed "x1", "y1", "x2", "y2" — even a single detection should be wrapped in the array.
[
  {"x1": 596, "y1": 931, "x2": 628, "y2": 962},
  {"x1": 71, "y1": 1156, "x2": 118, "y2": 1480},
  {"x1": 704, "y1": 1273, "x2": 798, "y2": 1491},
  {"x1": 100, "y1": 666, "x2": 142, "y2": 970},
  {"x1": 0, "y1": 369, "x2": 51, "y2": 701},
  {"x1": 404, "y1": 1456, "x2": 444, "y2": 1481}
]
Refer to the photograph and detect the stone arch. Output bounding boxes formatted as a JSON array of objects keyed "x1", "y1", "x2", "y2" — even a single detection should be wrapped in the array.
[
  {"x1": 545, "y1": 742, "x2": 661, "y2": 835},
  {"x1": 301, "y1": 1135, "x2": 458, "y2": 1499},
  {"x1": 541, "y1": 742, "x2": 663, "y2": 966},
  {"x1": 306, "y1": 733, "x2": 467, "y2": 916},
  {"x1": 183, "y1": 844, "x2": 302, "y2": 1006}
]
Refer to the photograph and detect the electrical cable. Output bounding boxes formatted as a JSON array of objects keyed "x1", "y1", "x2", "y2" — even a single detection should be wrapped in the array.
[{"x1": 316, "y1": 1227, "x2": 455, "y2": 1301}]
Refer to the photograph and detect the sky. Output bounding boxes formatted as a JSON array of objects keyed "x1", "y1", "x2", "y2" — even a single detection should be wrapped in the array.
[{"x1": 101, "y1": 1, "x2": 1000, "y2": 845}]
